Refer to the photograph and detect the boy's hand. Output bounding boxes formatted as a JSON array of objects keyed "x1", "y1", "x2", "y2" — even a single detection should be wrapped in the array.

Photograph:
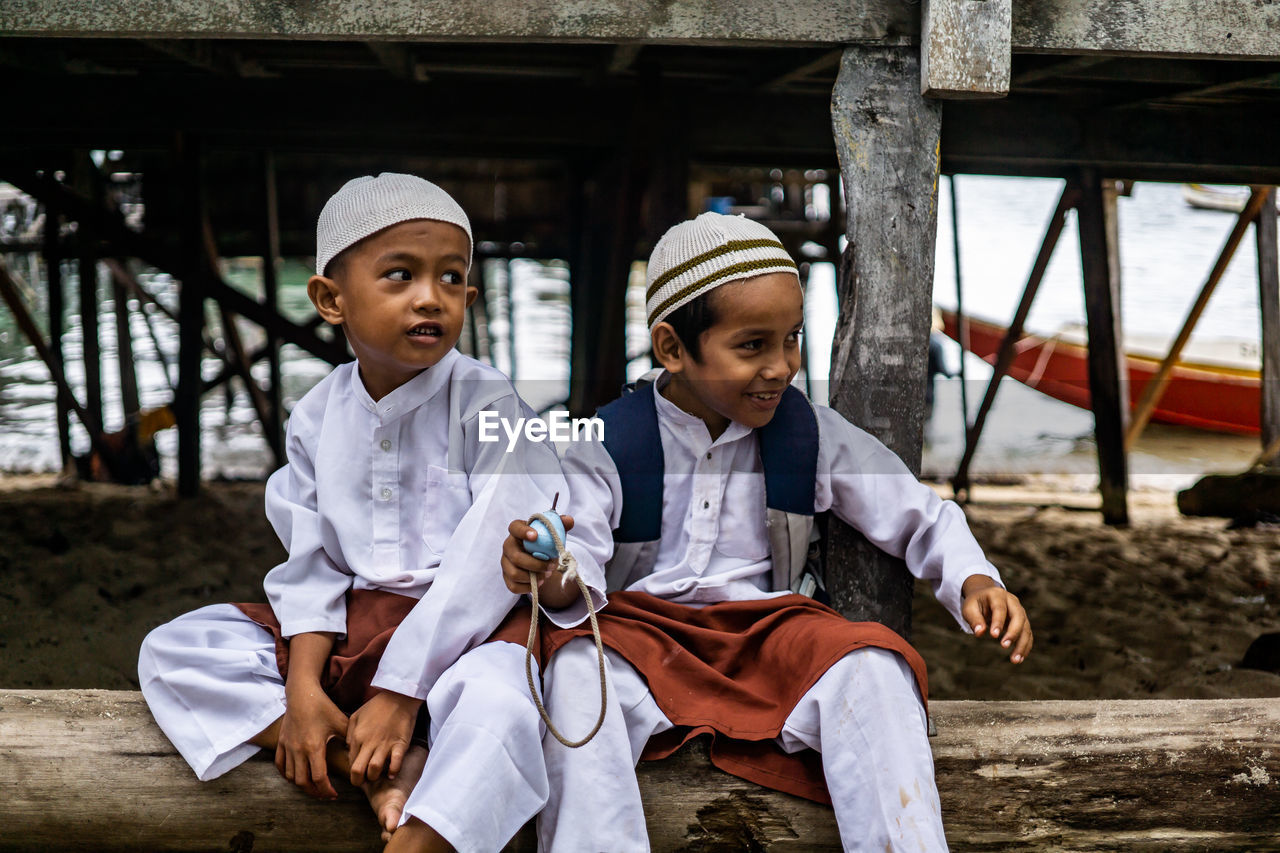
[
  {"x1": 960, "y1": 574, "x2": 1033, "y2": 664},
  {"x1": 346, "y1": 690, "x2": 423, "y2": 786},
  {"x1": 501, "y1": 514, "x2": 577, "y2": 610},
  {"x1": 276, "y1": 679, "x2": 348, "y2": 800}
]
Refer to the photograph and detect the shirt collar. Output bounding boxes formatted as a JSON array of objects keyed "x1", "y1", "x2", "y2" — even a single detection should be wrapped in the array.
[
  {"x1": 651, "y1": 369, "x2": 752, "y2": 449},
  {"x1": 350, "y1": 348, "x2": 459, "y2": 422}
]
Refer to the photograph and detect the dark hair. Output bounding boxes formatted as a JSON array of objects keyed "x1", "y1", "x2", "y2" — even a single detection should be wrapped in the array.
[
  {"x1": 323, "y1": 246, "x2": 350, "y2": 280},
  {"x1": 661, "y1": 290, "x2": 719, "y2": 363}
]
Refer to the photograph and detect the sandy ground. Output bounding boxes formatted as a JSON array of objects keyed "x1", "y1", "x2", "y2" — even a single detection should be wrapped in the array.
[{"x1": 1, "y1": 475, "x2": 1278, "y2": 701}]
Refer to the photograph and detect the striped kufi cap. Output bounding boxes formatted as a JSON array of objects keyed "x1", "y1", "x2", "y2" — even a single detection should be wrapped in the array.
[
  {"x1": 315, "y1": 172, "x2": 472, "y2": 276},
  {"x1": 645, "y1": 212, "x2": 799, "y2": 331}
]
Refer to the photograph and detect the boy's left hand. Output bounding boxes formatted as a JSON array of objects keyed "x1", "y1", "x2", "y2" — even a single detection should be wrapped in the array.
[
  {"x1": 960, "y1": 575, "x2": 1033, "y2": 664},
  {"x1": 346, "y1": 690, "x2": 423, "y2": 786}
]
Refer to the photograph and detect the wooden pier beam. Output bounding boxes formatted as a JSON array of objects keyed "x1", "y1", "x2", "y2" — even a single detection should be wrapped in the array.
[
  {"x1": 41, "y1": 197, "x2": 71, "y2": 468},
  {"x1": 75, "y1": 158, "x2": 104, "y2": 434},
  {"x1": 175, "y1": 135, "x2": 205, "y2": 497},
  {"x1": 827, "y1": 46, "x2": 942, "y2": 637},
  {"x1": 260, "y1": 151, "x2": 285, "y2": 465},
  {"x1": 1258, "y1": 187, "x2": 1279, "y2": 463},
  {"x1": 111, "y1": 269, "x2": 140, "y2": 418},
  {"x1": 1076, "y1": 171, "x2": 1129, "y2": 525}
]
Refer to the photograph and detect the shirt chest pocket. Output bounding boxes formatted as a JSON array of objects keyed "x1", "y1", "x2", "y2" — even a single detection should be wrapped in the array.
[
  {"x1": 713, "y1": 470, "x2": 770, "y2": 561},
  {"x1": 423, "y1": 464, "x2": 471, "y2": 555}
]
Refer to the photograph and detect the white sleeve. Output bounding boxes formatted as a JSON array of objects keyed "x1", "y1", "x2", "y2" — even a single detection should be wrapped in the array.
[
  {"x1": 262, "y1": 408, "x2": 353, "y2": 638},
  {"x1": 371, "y1": 392, "x2": 608, "y2": 701},
  {"x1": 815, "y1": 406, "x2": 1002, "y2": 632},
  {"x1": 560, "y1": 431, "x2": 624, "y2": 581}
]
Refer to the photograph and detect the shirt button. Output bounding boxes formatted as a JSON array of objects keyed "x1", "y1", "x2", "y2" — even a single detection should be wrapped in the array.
[
  {"x1": 706, "y1": 452, "x2": 712, "y2": 460},
  {"x1": 381, "y1": 488, "x2": 392, "y2": 500},
  {"x1": 380, "y1": 439, "x2": 392, "y2": 451},
  {"x1": 703, "y1": 500, "x2": 710, "y2": 509}
]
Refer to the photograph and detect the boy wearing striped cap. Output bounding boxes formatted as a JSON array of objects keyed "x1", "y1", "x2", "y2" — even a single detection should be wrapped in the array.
[
  {"x1": 140, "y1": 173, "x2": 606, "y2": 851},
  {"x1": 496, "y1": 211, "x2": 1032, "y2": 851}
]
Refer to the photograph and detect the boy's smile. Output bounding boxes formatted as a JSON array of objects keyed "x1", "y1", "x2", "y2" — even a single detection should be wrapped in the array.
[
  {"x1": 308, "y1": 219, "x2": 475, "y2": 401},
  {"x1": 655, "y1": 272, "x2": 804, "y2": 439}
]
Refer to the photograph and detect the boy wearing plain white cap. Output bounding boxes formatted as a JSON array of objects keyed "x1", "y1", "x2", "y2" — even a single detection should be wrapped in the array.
[
  {"x1": 139, "y1": 173, "x2": 606, "y2": 850},
  {"x1": 493, "y1": 211, "x2": 1033, "y2": 851}
]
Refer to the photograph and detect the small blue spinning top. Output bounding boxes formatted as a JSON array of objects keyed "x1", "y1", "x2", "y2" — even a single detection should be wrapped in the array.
[{"x1": 523, "y1": 492, "x2": 566, "y2": 561}]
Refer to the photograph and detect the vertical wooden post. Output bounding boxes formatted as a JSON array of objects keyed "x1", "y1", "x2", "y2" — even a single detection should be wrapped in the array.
[
  {"x1": 261, "y1": 151, "x2": 285, "y2": 466},
  {"x1": 78, "y1": 158, "x2": 104, "y2": 433},
  {"x1": 1076, "y1": 170, "x2": 1129, "y2": 525},
  {"x1": 1259, "y1": 188, "x2": 1280, "y2": 461},
  {"x1": 176, "y1": 135, "x2": 205, "y2": 497},
  {"x1": 42, "y1": 199, "x2": 71, "y2": 467},
  {"x1": 112, "y1": 270, "x2": 140, "y2": 417},
  {"x1": 827, "y1": 46, "x2": 942, "y2": 638}
]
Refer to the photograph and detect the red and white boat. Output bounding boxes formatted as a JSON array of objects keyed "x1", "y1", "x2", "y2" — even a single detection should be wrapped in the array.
[{"x1": 939, "y1": 309, "x2": 1263, "y2": 436}]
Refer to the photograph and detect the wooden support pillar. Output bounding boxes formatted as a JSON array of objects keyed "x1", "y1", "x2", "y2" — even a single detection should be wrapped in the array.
[
  {"x1": 261, "y1": 152, "x2": 285, "y2": 465},
  {"x1": 76, "y1": 159, "x2": 104, "y2": 433},
  {"x1": 568, "y1": 71, "x2": 661, "y2": 416},
  {"x1": 111, "y1": 271, "x2": 140, "y2": 418},
  {"x1": 42, "y1": 199, "x2": 71, "y2": 467},
  {"x1": 1076, "y1": 170, "x2": 1129, "y2": 525},
  {"x1": 175, "y1": 135, "x2": 205, "y2": 497},
  {"x1": 1258, "y1": 188, "x2": 1279, "y2": 462},
  {"x1": 827, "y1": 46, "x2": 942, "y2": 638}
]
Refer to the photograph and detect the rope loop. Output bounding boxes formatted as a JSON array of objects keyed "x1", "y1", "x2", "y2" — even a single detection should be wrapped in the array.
[{"x1": 525, "y1": 511, "x2": 608, "y2": 748}]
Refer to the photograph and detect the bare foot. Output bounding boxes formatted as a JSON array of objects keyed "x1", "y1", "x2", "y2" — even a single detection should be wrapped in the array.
[
  {"x1": 363, "y1": 743, "x2": 429, "y2": 841},
  {"x1": 383, "y1": 816, "x2": 455, "y2": 853}
]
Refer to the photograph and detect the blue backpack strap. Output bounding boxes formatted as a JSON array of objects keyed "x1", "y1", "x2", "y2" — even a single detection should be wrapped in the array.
[
  {"x1": 758, "y1": 385, "x2": 818, "y2": 515},
  {"x1": 597, "y1": 382, "x2": 664, "y2": 542}
]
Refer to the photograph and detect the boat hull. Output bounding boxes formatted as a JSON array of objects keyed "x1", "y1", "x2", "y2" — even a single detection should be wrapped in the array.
[{"x1": 940, "y1": 311, "x2": 1261, "y2": 436}]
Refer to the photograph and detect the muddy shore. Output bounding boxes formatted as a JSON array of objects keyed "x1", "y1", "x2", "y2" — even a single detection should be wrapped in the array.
[{"x1": 1, "y1": 476, "x2": 1277, "y2": 702}]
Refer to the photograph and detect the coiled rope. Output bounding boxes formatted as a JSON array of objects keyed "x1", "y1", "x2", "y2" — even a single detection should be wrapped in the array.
[{"x1": 524, "y1": 511, "x2": 608, "y2": 748}]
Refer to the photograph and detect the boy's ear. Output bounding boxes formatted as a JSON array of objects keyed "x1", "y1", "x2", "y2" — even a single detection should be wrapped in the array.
[
  {"x1": 650, "y1": 322, "x2": 687, "y2": 374},
  {"x1": 307, "y1": 275, "x2": 344, "y2": 326},
  {"x1": 465, "y1": 285, "x2": 478, "y2": 309}
]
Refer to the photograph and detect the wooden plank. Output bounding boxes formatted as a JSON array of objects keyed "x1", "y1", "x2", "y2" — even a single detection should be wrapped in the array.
[
  {"x1": 0, "y1": 0, "x2": 915, "y2": 46},
  {"x1": 1076, "y1": 171, "x2": 1128, "y2": 525},
  {"x1": 1259, "y1": 188, "x2": 1280, "y2": 460},
  {"x1": 1013, "y1": 0, "x2": 1280, "y2": 61},
  {"x1": 921, "y1": 0, "x2": 1012, "y2": 98},
  {"x1": 827, "y1": 46, "x2": 942, "y2": 637},
  {"x1": 2, "y1": 690, "x2": 1279, "y2": 852},
  {"x1": 4, "y1": 0, "x2": 1279, "y2": 59}
]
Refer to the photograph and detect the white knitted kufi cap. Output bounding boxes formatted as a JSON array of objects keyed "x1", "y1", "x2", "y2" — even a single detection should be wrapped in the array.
[
  {"x1": 645, "y1": 212, "x2": 798, "y2": 331},
  {"x1": 315, "y1": 173, "x2": 472, "y2": 276}
]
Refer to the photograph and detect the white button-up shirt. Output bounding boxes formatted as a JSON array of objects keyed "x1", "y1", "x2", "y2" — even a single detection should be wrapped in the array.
[
  {"x1": 263, "y1": 349, "x2": 604, "y2": 700},
  {"x1": 563, "y1": 374, "x2": 1001, "y2": 629}
]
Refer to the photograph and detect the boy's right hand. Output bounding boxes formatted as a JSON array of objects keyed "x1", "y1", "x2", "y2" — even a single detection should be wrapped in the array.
[
  {"x1": 502, "y1": 515, "x2": 577, "y2": 609},
  {"x1": 277, "y1": 679, "x2": 349, "y2": 800}
]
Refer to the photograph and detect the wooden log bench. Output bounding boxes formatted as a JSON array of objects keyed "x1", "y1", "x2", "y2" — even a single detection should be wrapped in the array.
[{"x1": 1, "y1": 690, "x2": 1278, "y2": 851}]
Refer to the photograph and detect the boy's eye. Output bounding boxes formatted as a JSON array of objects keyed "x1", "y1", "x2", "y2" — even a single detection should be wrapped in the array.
[
  {"x1": 442, "y1": 270, "x2": 465, "y2": 285},
  {"x1": 739, "y1": 339, "x2": 763, "y2": 352},
  {"x1": 385, "y1": 268, "x2": 412, "y2": 282},
  {"x1": 786, "y1": 329, "x2": 804, "y2": 344}
]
